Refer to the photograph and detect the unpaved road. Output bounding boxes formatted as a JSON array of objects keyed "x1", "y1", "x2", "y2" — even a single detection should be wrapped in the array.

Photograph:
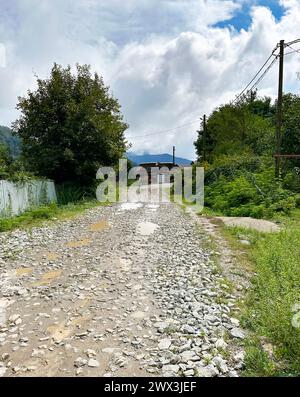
[{"x1": 0, "y1": 200, "x2": 245, "y2": 377}]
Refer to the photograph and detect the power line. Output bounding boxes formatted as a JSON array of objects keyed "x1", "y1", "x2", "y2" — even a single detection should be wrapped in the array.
[
  {"x1": 246, "y1": 40, "x2": 300, "y2": 92},
  {"x1": 285, "y1": 43, "x2": 300, "y2": 55},
  {"x1": 233, "y1": 49, "x2": 278, "y2": 103},
  {"x1": 285, "y1": 38, "x2": 300, "y2": 47},
  {"x1": 126, "y1": 120, "x2": 199, "y2": 139},
  {"x1": 247, "y1": 55, "x2": 279, "y2": 92},
  {"x1": 127, "y1": 39, "x2": 300, "y2": 143},
  {"x1": 128, "y1": 51, "x2": 279, "y2": 141}
]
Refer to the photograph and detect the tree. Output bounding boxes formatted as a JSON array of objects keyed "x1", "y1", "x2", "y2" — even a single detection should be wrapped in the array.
[
  {"x1": 13, "y1": 64, "x2": 129, "y2": 185},
  {"x1": 194, "y1": 120, "x2": 215, "y2": 163},
  {"x1": 281, "y1": 94, "x2": 300, "y2": 155},
  {"x1": 0, "y1": 126, "x2": 21, "y2": 158},
  {"x1": 0, "y1": 142, "x2": 10, "y2": 166},
  {"x1": 0, "y1": 142, "x2": 12, "y2": 178},
  {"x1": 194, "y1": 96, "x2": 275, "y2": 163}
]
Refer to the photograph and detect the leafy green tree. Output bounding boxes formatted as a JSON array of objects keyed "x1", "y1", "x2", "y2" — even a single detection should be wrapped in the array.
[
  {"x1": 194, "y1": 120, "x2": 215, "y2": 163},
  {"x1": 281, "y1": 94, "x2": 300, "y2": 156},
  {"x1": 245, "y1": 92, "x2": 275, "y2": 119},
  {"x1": 0, "y1": 143, "x2": 10, "y2": 165},
  {"x1": 13, "y1": 64, "x2": 129, "y2": 184},
  {"x1": 194, "y1": 100, "x2": 275, "y2": 162}
]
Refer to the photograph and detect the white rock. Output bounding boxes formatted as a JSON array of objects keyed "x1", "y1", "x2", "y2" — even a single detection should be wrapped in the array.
[
  {"x1": 180, "y1": 350, "x2": 199, "y2": 362},
  {"x1": 203, "y1": 364, "x2": 219, "y2": 377},
  {"x1": 184, "y1": 369, "x2": 194, "y2": 376},
  {"x1": 195, "y1": 365, "x2": 214, "y2": 377},
  {"x1": 0, "y1": 367, "x2": 6, "y2": 377},
  {"x1": 181, "y1": 325, "x2": 195, "y2": 334},
  {"x1": 8, "y1": 314, "x2": 20, "y2": 323},
  {"x1": 215, "y1": 338, "x2": 227, "y2": 349},
  {"x1": 230, "y1": 318, "x2": 240, "y2": 326},
  {"x1": 158, "y1": 338, "x2": 172, "y2": 350},
  {"x1": 102, "y1": 347, "x2": 116, "y2": 354},
  {"x1": 88, "y1": 359, "x2": 100, "y2": 368},
  {"x1": 74, "y1": 357, "x2": 87, "y2": 368},
  {"x1": 233, "y1": 351, "x2": 245, "y2": 362},
  {"x1": 85, "y1": 349, "x2": 96, "y2": 358},
  {"x1": 230, "y1": 327, "x2": 246, "y2": 339},
  {"x1": 162, "y1": 364, "x2": 179, "y2": 374}
]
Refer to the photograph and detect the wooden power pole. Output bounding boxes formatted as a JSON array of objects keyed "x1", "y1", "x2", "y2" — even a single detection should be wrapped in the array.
[
  {"x1": 203, "y1": 114, "x2": 207, "y2": 162},
  {"x1": 275, "y1": 39, "x2": 285, "y2": 178},
  {"x1": 172, "y1": 146, "x2": 175, "y2": 165}
]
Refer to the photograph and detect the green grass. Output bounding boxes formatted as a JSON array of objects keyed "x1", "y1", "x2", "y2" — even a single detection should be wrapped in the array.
[
  {"x1": 192, "y1": 201, "x2": 300, "y2": 376},
  {"x1": 243, "y1": 339, "x2": 278, "y2": 377},
  {"x1": 217, "y1": 219, "x2": 300, "y2": 376},
  {"x1": 272, "y1": 208, "x2": 300, "y2": 228},
  {"x1": 0, "y1": 200, "x2": 105, "y2": 232}
]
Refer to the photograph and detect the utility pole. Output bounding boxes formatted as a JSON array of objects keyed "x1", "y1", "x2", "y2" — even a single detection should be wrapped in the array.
[
  {"x1": 275, "y1": 39, "x2": 285, "y2": 178},
  {"x1": 172, "y1": 146, "x2": 175, "y2": 165},
  {"x1": 202, "y1": 114, "x2": 207, "y2": 162}
]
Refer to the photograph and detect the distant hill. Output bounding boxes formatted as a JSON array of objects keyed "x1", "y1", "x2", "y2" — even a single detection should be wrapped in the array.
[
  {"x1": 0, "y1": 126, "x2": 21, "y2": 157},
  {"x1": 127, "y1": 152, "x2": 192, "y2": 166}
]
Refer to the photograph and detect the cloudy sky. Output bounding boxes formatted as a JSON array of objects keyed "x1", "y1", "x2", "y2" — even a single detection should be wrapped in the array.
[{"x1": 1, "y1": 0, "x2": 300, "y2": 159}]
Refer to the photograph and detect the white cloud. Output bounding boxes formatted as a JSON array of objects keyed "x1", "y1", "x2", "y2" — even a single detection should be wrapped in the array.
[
  {"x1": 0, "y1": 42, "x2": 5, "y2": 67},
  {"x1": 0, "y1": 0, "x2": 300, "y2": 159}
]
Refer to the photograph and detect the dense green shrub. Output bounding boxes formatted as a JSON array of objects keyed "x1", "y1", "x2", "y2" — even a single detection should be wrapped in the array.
[
  {"x1": 204, "y1": 160, "x2": 296, "y2": 218},
  {"x1": 204, "y1": 154, "x2": 263, "y2": 185},
  {"x1": 283, "y1": 169, "x2": 300, "y2": 193},
  {"x1": 56, "y1": 182, "x2": 96, "y2": 205}
]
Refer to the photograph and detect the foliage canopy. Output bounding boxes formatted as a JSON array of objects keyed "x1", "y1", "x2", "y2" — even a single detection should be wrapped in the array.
[{"x1": 13, "y1": 64, "x2": 128, "y2": 185}]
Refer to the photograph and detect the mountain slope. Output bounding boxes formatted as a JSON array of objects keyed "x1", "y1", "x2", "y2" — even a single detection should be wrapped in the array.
[
  {"x1": 127, "y1": 152, "x2": 191, "y2": 165},
  {"x1": 0, "y1": 126, "x2": 21, "y2": 157}
]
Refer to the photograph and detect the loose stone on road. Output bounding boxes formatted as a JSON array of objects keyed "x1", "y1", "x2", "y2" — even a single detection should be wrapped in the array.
[{"x1": 0, "y1": 200, "x2": 245, "y2": 377}]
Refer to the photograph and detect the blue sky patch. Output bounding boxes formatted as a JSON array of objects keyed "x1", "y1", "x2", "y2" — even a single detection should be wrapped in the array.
[{"x1": 214, "y1": 0, "x2": 285, "y2": 31}]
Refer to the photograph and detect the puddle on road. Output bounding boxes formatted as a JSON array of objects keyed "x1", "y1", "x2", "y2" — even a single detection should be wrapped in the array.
[
  {"x1": 15, "y1": 267, "x2": 33, "y2": 276},
  {"x1": 70, "y1": 315, "x2": 90, "y2": 328},
  {"x1": 119, "y1": 203, "x2": 143, "y2": 211},
  {"x1": 47, "y1": 323, "x2": 71, "y2": 343},
  {"x1": 46, "y1": 253, "x2": 60, "y2": 261},
  {"x1": 136, "y1": 222, "x2": 159, "y2": 236},
  {"x1": 66, "y1": 238, "x2": 91, "y2": 248},
  {"x1": 146, "y1": 204, "x2": 160, "y2": 212},
  {"x1": 74, "y1": 298, "x2": 91, "y2": 308},
  {"x1": 90, "y1": 220, "x2": 109, "y2": 232},
  {"x1": 31, "y1": 270, "x2": 62, "y2": 286},
  {"x1": 47, "y1": 314, "x2": 90, "y2": 342},
  {"x1": 42, "y1": 270, "x2": 62, "y2": 281}
]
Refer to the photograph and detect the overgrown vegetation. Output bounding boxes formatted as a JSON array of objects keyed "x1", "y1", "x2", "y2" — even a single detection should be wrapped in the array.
[
  {"x1": 0, "y1": 200, "x2": 103, "y2": 232},
  {"x1": 222, "y1": 220, "x2": 300, "y2": 376},
  {"x1": 0, "y1": 140, "x2": 34, "y2": 181},
  {"x1": 0, "y1": 125, "x2": 21, "y2": 157},
  {"x1": 204, "y1": 155, "x2": 300, "y2": 218},
  {"x1": 0, "y1": 63, "x2": 129, "y2": 223},
  {"x1": 12, "y1": 63, "x2": 129, "y2": 186},
  {"x1": 194, "y1": 91, "x2": 300, "y2": 376},
  {"x1": 194, "y1": 92, "x2": 300, "y2": 218}
]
